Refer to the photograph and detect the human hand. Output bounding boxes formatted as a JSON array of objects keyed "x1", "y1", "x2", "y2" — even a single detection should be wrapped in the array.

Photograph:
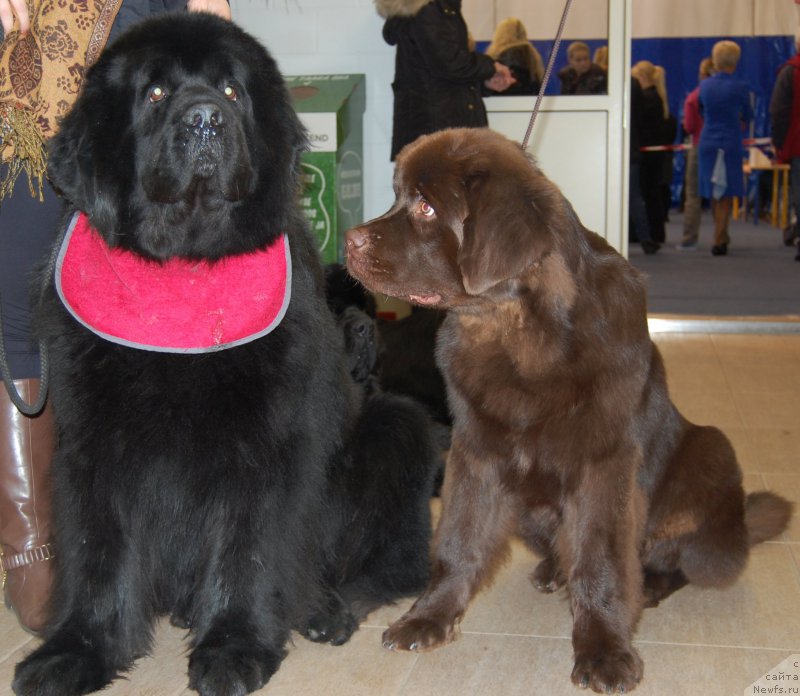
[
  {"x1": 484, "y1": 62, "x2": 516, "y2": 92},
  {"x1": 0, "y1": 0, "x2": 30, "y2": 36},
  {"x1": 187, "y1": 0, "x2": 231, "y2": 20}
]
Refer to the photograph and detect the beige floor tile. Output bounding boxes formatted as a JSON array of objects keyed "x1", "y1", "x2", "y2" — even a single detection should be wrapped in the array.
[
  {"x1": 632, "y1": 644, "x2": 798, "y2": 696},
  {"x1": 721, "y1": 426, "x2": 761, "y2": 473},
  {"x1": 653, "y1": 333, "x2": 717, "y2": 358},
  {"x1": 743, "y1": 427, "x2": 800, "y2": 474},
  {"x1": 761, "y1": 474, "x2": 800, "y2": 541},
  {"x1": 367, "y1": 528, "x2": 575, "y2": 640},
  {"x1": 1, "y1": 333, "x2": 798, "y2": 696},
  {"x1": 790, "y1": 544, "x2": 800, "y2": 581},
  {"x1": 665, "y1": 367, "x2": 731, "y2": 398},
  {"x1": 734, "y1": 390, "x2": 800, "y2": 430},
  {"x1": 656, "y1": 335, "x2": 730, "y2": 395},
  {"x1": 0, "y1": 634, "x2": 34, "y2": 691},
  {"x1": 669, "y1": 389, "x2": 744, "y2": 428},
  {"x1": 397, "y1": 633, "x2": 575, "y2": 696},
  {"x1": 396, "y1": 633, "x2": 796, "y2": 696},
  {"x1": 636, "y1": 543, "x2": 800, "y2": 650},
  {"x1": 722, "y1": 361, "x2": 800, "y2": 396},
  {"x1": 457, "y1": 539, "x2": 573, "y2": 639},
  {"x1": 0, "y1": 621, "x2": 34, "y2": 664},
  {"x1": 257, "y1": 627, "x2": 417, "y2": 696},
  {"x1": 711, "y1": 334, "x2": 800, "y2": 367}
]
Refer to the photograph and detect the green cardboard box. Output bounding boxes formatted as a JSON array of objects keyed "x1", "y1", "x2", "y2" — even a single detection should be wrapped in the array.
[{"x1": 286, "y1": 74, "x2": 366, "y2": 264}]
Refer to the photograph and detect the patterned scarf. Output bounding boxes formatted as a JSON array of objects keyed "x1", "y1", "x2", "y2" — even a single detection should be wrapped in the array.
[{"x1": 0, "y1": 0, "x2": 121, "y2": 202}]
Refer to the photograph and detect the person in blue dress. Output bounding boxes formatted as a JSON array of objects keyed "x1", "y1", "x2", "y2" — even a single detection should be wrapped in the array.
[{"x1": 697, "y1": 40, "x2": 753, "y2": 256}]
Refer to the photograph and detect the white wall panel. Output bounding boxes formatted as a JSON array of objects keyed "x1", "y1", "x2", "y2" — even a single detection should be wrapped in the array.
[
  {"x1": 488, "y1": 110, "x2": 609, "y2": 236},
  {"x1": 234, "y1": 2, "x2": 319, "y2": 54},
  {"x1": 316, "y1": 8, "x2": 386, "y2": 53},
  {"x1": 631, "y1": 0, "x2": 753, "y2": 38},
  {"x1": 501, "y1": 0, "x2": 608, "y2": 41},
  {"x1": 754, "y1": 0, "x2": 797, "y2": 37},
  {"x1": 461, "y1": 0, "x2": 494, "y2": 40},
  {"x1": 463, "y1": 0, "x2": 609, "y2": 41}
]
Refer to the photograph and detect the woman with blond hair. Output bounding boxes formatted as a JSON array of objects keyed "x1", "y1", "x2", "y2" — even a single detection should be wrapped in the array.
[
  {"x1": 593, "y1": 45, "x2": 608, "y2": 72},
  {"x1": 698, "y1": 40, "x2": 753, "y2": 255},
  {"x1": 632, "y1": 60, "x2": 671, "y2": 244},
  {"x1": 485, "y1": 17, "x2": 543, "y2": 95}
]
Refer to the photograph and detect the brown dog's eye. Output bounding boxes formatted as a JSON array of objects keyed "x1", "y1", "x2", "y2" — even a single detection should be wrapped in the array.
[
  {"x1": 418, "y1": 199, "x2": 435, "y2": 218},
  {"x1": 223, "y1": 85, "x2": 238, "y2": 101},
  {"x1": 148, "y1": 86, "x2": 166, "y2": 104}
]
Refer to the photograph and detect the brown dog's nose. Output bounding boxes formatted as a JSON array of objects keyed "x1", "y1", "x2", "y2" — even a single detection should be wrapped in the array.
[{"x1": 345, "y1": 227, "x2": 368, "y2": 251}]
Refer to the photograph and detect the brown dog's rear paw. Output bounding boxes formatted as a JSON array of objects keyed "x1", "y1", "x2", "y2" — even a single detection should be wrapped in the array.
[
  {"x1": 571, "y1": 648, "x2": 643, "y2": 693},
  {"x1": 643, "y1": 569, "x2": 688, "y2": 608},
  {"x1": 531, "y1": 557, "x2": 566, "y2": 593},
  {"x1": 382, "y1": 615, "x2": 456, "y2": 652}
]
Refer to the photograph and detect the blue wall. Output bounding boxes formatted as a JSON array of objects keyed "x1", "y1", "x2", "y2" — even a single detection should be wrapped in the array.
[
  {"x1": 632, "y1": 36, "x2": 793, "y2": 140},
  {"x1": 480, "y1": 35, "x2": 795, "y2": 205}
]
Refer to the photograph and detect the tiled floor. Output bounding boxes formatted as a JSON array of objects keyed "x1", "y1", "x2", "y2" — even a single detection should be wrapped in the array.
[{"x1": 0, "y1": 332, "x2": 798, "y2": 695}]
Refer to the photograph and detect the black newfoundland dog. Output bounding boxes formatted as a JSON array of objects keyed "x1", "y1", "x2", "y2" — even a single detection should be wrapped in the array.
[{"x1": 13, "y1": 14, "x2": 436, "y2": 696}]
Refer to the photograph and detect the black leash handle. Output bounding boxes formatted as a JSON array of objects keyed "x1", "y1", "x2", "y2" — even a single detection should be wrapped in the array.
[
  {"x1": 521, "y1": 0, "x2": 575, "y2": 151},
  {"x1": 0, "y1": 220, "x2": 66, "y2": 416},
  {"x1": 0, "y1": 299, "x2": 49, "y2": 415}
]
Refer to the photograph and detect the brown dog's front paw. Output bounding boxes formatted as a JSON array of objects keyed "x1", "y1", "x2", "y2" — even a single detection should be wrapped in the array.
[
  {"x1": 382, "y1": 615, "x2": 456, "y2": 652},
  {"x1": 571, "y1": 648, "x2": 643, "y2": 693}
]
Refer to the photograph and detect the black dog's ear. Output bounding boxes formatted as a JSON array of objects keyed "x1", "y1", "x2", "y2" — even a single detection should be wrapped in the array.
[
  {"x1": 47, "y1": 106, "x2": 96, "y2": 212},
  {"x1": 46, "y1": 68, "x2": 124, "y2": 232},
  {"x1": 457, "y1": 164, "x2": 559, "y2": 296}
]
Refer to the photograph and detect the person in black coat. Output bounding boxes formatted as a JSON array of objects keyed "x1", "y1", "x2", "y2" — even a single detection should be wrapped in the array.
[
  {"x1": 629, "y1": 77, "x2": 660, "y2": 253},
  {"x1": 375, "y1": 0, "x2": 515, "y2": 160},
  {"x1": 631, "y1": 60, "x2": 670, "y2": 243}
]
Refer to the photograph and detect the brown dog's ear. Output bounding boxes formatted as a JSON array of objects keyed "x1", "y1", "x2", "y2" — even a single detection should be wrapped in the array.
[{"x1": 457, "y1": 167, "x2": 558, "y2": 296}]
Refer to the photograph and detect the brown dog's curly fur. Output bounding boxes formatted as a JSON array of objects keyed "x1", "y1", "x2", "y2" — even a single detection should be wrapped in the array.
[{"x1": 345, "y1": 127, "x2": 793, "y2": 694}]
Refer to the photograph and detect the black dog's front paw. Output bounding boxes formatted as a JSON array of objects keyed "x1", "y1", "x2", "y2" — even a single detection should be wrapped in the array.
[
  {"x1": 188, "y1": 643, "x2": 284, "y2": 696},
  {"x1": 13, "y1": 645, "x2": 115, "y2": 696},
  {"x1": 303, "y1": 607, "x2": 358, "y2": 646}
]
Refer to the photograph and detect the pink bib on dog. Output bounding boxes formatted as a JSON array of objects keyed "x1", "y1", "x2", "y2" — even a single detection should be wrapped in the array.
[{"x1": 55, "y1": 212, "x2": 291, "y2": 353}]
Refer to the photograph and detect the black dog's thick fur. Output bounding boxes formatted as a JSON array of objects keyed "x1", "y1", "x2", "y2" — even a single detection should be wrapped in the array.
[{"x1": 13, "y1": 14, "x2": 436, "y2": 696}]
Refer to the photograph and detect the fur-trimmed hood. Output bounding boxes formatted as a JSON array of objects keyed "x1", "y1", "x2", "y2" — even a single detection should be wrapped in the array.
[
  {"x1": 486, "y1": 18, "x2": 529, "y2": 58},
  {"x1": 374, "y1": 0, "x2": 432, "y2": 19},
  {"x1": 486, "y1": 18, "x2": 543, "y2": 82}
]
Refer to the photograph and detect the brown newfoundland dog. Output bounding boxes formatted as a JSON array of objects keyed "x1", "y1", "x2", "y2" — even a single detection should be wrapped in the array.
[{"x1": 345, "y1": 128, "x2": 793, "y2": 694}]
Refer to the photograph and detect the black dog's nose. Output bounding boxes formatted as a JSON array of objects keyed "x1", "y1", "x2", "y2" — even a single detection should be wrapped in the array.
[
  {"x1": 184, "y1": 103, "x2": 224, "y2": 129},
  {"x1": 353, "y1": 319, "x2": 370, "y2": 337}
]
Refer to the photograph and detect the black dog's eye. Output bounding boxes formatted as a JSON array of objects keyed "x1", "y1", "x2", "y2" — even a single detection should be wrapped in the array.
[
  {"x1": 417, "y1": 198, "x2": 435, "y2": 218},
  {"x1": 223, "y1": 85, "x2": 238, "y2": 101},
  {"x1": 148, "y1": 85, "x2": 167, "y2": 104}
]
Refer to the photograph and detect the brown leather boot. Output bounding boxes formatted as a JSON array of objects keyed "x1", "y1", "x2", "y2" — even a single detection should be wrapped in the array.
[{"x1": 0, "y1": 378, "x2": 55, "y2": 634}]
